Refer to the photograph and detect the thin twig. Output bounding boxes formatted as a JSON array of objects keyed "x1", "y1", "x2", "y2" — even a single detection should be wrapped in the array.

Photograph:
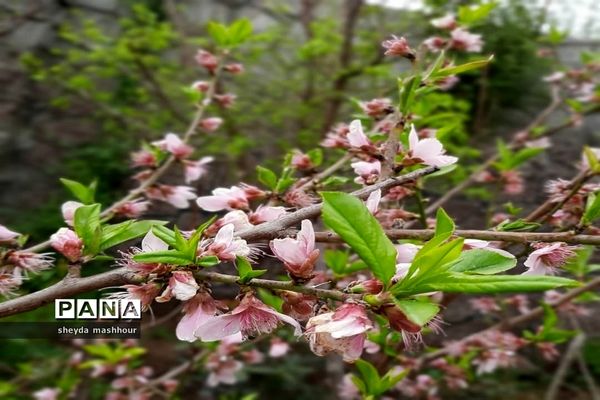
[{"x1": 545, "y1": 333, "x2": 586, "y2": 400}]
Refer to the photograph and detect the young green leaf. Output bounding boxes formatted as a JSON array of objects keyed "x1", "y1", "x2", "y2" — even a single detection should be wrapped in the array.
[
  {"x1": 256, "y1": 166, "x2": 277, "y2": 190},
  {"x1": 60, "y1": 178, "x2": 96, "y2": 204},
  {"x1": 448, "y1": 249, "x2": 517, "y2": 275},
  {"x1": 236, "y1": 256, "x2": 267, "y2": 283},
  {"x1": 394, "y1": 299, "x2": 440, "y2": 327},
  {"x1": 394, "y1": 272, "x2": 578, "y2": 296},
  {"x1": 434, "y1": 56, "x2": 493, "y2": 78},
  {"x1": 132, "y1": 250, "x2": 192, "y2": 266},
  {"x1": 99, "y1": 220, "x2": 167, "y2": 251},
  {"x1": 197, "y1": 255, "x2": 220, "y2": 267},
  {"x1": 74, "y1": 203, "x2": 102, "y2": 255},
  {"x1": 582, "y1": 192, "x2": 600, "y2": 226},
  {"x1": 435, "y1": 208, "x2": 455, "y2": 236},
  {"x1": 322, "y1": 192, "x2": 397, "y2": 286}
]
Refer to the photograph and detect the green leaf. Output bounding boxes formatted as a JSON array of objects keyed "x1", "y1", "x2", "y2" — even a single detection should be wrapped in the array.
[
  {"x1": 457, "y1": 2, "x2": 497, "y2": 25},
  {"x1": 394, "y1": 299, "x2": 440, "y2": 327},
  {"x1": 74, "y1": 203, "x2": 102, "y2": 255},
  {"x1": 322, "y1": 192, "x2": 397, "y2": 286},
  {"x1": 100, "y1": 220, "x2": 167, "y2": 251},
  {"x1": 256, "y1": 166, "x2": 278, "y2": 190},
  {"x1": 307, "y1": 148, "x2": 323, "y2": 167},
  {"x1": 206, "y1": 21, "x2": 229, "y2": 46},
  {"x1": 448, "y1": 249, "x2": 516, "y2": 275},
  {"x1": 227, "y1": 18, "x2": 253, "y2": 45},
  {"x1": 60, "y1": 178, "x2": 96, "y2": 204},
  {"x1": 257, "y1": 288, "x2": 283, "y2": 312},
  {"x1": 396, "y1": 272, "x2": 578, "y2": 296},
  {"x1": 495, "y1": 219, "x2": 541, "y2": 232},
  {"x1": 236, "y1": 256, "x2": 267, "y2": 283},
  {"x1": 355, "y1": 359, "x2": 380, "y2": 396},
  {"x1": 400, "y1": 237, "x2": 463, "y2": 284},
  {"x1": 582, "y1": 191, "x2": 600, "y2": 225},
  {"x1": 583, "y1": 146, "x2": 600, "y2": 172},
  {"x1": 323, "y1": 249, "x2": 349, "y2": 275},
  {"x1": 399, "y1": 74, "x2": 421, "y2": 115},
  {"x1": 435, "y1": 208, "x2": 455, "y2": 236},
  {"x1": 132, "y1": 250, "x2": 192, "y2": 266},
  {"x1": 152, "y1": 225, "x2": 177, "y2": 247},
  {"x1": 434, "y1": 56, "x2": 493, "y2": 78},
  {"x1": 197, "y1": 255, "x2": 220, "y2": 267}
]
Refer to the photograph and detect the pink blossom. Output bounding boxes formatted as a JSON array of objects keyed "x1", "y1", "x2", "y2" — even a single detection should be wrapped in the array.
[
  {"x1": 176, "y1": 292, "x2": 217, "y2": 342},
  {"x1": 270, "y1": 219, "x2": 320, "y2": 279},
  {"x1": 0, "y1": 224, "x2": 19, "y2": 242},
  {"x1": 523, "y1": 242, "x2": 577, "y2": 275},
  {"x1": 33, "y1": 388, "x2": 60, "y2": 400},
  {"x1": 191, "y1": 80, "x2": 211, "y2": 92},
  {"x1": 183, "y1": 156, "x2": 213, "y2": 184},
  {"x1": 469, "y1": 297, "x2": 501, "y2": 314},
  {"x1": 365, "y1": 189, "x2": 381, "y2": 214},
  {"x1": 321, "y1": 124, "x2": 350, "y2": 148},
  {"x1": 242, "y1": 348, "x2": 265, "y2": 364},
  {"x1": 268, "y1": 338, "x2": 290, "y2": 358},
  {"x1": 431, "y1": 14, "x2": 456, "y2": 30},
  {"x1": 158, "y1": 271, "x2": 199, "y2": 302},
  {"x1": 202, "y1": 223, "x2": 252, "y2": 262},
  {"x1": 195, "y1": 293, "x2": 302, "y2": 341},
  {"x1": 351, "y1": 160, "x2": 381, "y2": 185},
  {"x1": 249, "y1": 205, "x2": 287, "y2": 224},
  {"x1": 110, "y1": 283, "x2": 161, "y2": 310},
  {"x1": 543, "y1": 71, "x2": 565, "y2": 83},
  {"x1": 396, "y1": 243, "x2": 420, "y2": 263},
  {"x1": 291, "y1": 150, "x2": 314, "y2": 170},
  {"x1": 338, "y1": 373, "x2": 360, "y2": 399},
  {"x1": 537, "y1": 342, "x2": 560, "y2": 361},
  {"x1": 360, "y1": 98, "x2": 392, "y2": 118},
  {"x1": 130, "y1": 150, "x2": 157, "y2": 168},
  {"x1": 347, "y1": 119, "x2": 373, "y2": 149},
  {"x1": 423, "y1": 36, "x2": 447, "y2": 52},
  {"x1": 306, "y1": 303, "x2": 373, "y2": 362},
  {"x1": 50, "y1": 228, "x2": 83, "y2": 262},
  {"x1": 207, "y1": 210, "x2": 252, "y2": 235},
  {"x1": 214, "y1": 93, "x2": 236, "y2": 108},
  {"x1": 205, "y1": 353, "x2": 242, "y2": 387},
  {"x1": 437, "y1": 75, "x2": 460, "y2": 90},
  {"x1": 473, "y1": 348, "x2": 517, "y2": 375},
  {"x1": 199, "y1": 117, "x2": 223, "y2": 132},
  {"x1": 146, "y1": 185, "x2": 196, "y2": 209},
  {"x1": 113, "y1": 199, "x2": 150, "y2": 218},
  {"x1": 0, "y1": 268, "x2": 23, "y2": 296},
  {"x1": 450, "y1": 28, "x2": 483, "y2": 52},
  {"x1": 504, "y1": 294, "x2": 530, "y2": 314},
  {"x1": 501, "y1": 170, "x2": 524, "y2": 195},
  {"x1": 61, "y1": 201, "x2": 83, "y2": 226},
  {"x1": 408, "y1": 124, "x2": 458, "y2": 167},
  {"x1": 381, "y1": 35, "x2": 415, "y2": 59},
  {"x1": 280, "y1": 291, "x2": 317, "y2": 321},
  {"x1": 284, "y1": 189, "x2": 316, "y2": 208},
  {"x1": 152, "y1": 133, "x2": 193, "y2": 159},
  {"x1": 7, "y1": 251, "x2": 53, "y2": 273},
  {"x1": 224, "y1": 63, "x2": 244, "y2": 74},
  {"x1": 195, "y1": 50, "x2": 218, "y2": 72},
  {"x1": 196, "y1": 186, "x2": 249, "y2": 212}
]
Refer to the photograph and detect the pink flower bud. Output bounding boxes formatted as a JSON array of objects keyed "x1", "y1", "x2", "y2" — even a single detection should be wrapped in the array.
[
  {"x1": 450, "y1": 28, "x2": 483, "y2": 52},
  {"x1": 50, "y1": 228, "x2": 83, "y2": 262},
  {"x1": 61, "y1": 201, "x2": 83, "y2": 226},
  {"x1": 214, "y1": 93, "x2": 236, "y2": 108},
  {"x1": 130, "y1": 149, "x2": 157, "y2": 168},
  {"x1": 199, "y1": 117, "x2": 223, "y2": 132},
  {"x1": 382, "y1": 35, "x2": 415, "y2": 59},
  {"x1": 0, "y1": 224, "x2": 20, "y2": 242},
  {"x1": 195, "y1": 50, "x2": 218, "y2": 72},
  {"x1": 224, "y1": 63, "x2": 244, "y2": 74},
  {"x1": 152, "y1": 133, "x2": 193, "y2": 159},
  {"x1": 191, "y1": 80, "x2": 211, "y2": 92}
]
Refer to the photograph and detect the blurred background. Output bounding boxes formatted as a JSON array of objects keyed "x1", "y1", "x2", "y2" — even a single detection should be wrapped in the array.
[{"x1": 1, "y1": 0, "x2": 600, "y2": 399}]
